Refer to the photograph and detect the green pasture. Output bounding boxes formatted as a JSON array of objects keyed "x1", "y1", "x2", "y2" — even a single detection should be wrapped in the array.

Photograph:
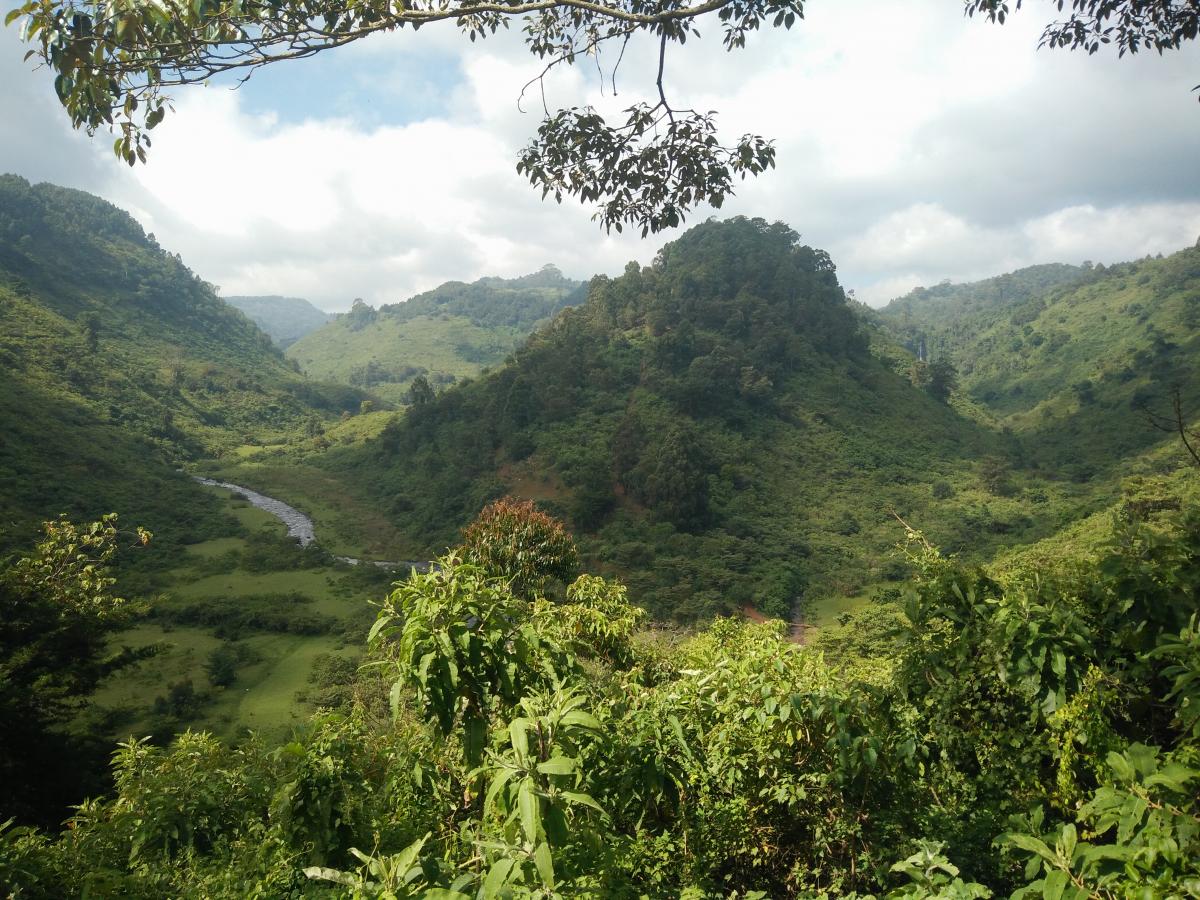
[
  {"x1": 91, "y1": 485, "x2": 394, "y2": 745},
  {"x1": 203, "y1": 459, "x2": 418, "y2": 560}
]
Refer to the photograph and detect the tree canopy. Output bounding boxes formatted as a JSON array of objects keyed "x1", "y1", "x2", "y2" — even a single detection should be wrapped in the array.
[{"x1": 6, "y1": 0, "x2": 1197, "y2": 234}]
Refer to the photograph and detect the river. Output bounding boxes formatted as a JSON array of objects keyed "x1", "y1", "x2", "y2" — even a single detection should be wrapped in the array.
[{"x1": 192, "y1": 476, "x2": 429, "y2": 572}]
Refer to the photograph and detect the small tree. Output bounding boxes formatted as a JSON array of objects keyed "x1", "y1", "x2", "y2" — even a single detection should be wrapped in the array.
[
  {"x1": 80, "y1": 311, "x2": 101, "y2": 353},
  {"x1": 205, "y1": 643, "x2": 240, "y2": 688},
  {"x1": 927, "y1": 359, "x2": 958, "y2": 404},
  {"x1": 405, "y1": 375, "x2": 436, "y2": 407},
  {"x1": 979, "y1": 456, "x2": 1015, "y2": 496},
  {"x1": 461, "y1": 498, "x2": 579, "y2": 599},
  {"x1": 0, "y1": 514, "x2": 150, "y2": 821}
]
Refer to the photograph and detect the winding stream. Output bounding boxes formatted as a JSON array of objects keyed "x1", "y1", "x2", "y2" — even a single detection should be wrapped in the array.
[{"x1": 192, "y1": 476, "x2": 429, "y2": 572}]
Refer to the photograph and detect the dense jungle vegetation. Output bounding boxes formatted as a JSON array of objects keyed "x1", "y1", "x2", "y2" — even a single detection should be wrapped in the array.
[
  {"x1": 1, "y1": 179, "x2": 1198, "y2": 898},
  {"x1": 3, "y1": 494, "x2": 1198, "y2": 897},
  {"x1": 264, "y1": 220, "x2": 1197, "y2": 623},
  {"x1": 875, "y1": 247, "x2": 1200, "y2": 477}
]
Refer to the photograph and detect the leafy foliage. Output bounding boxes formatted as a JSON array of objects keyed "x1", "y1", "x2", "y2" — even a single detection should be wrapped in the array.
[
  {"x1": 6, "y1": 0, "x2": 805, "y2": 232},
  {"x1": 369, "y1": 557, "x2": 572, "y2": 765},
  {"x1": 4, "y1": 502, "x2": 1200, "y2": 896},
  {"x1": 519, "y1": 105, "x2": 775, "y2": 235},
  {"x1": 0, "y1": 515, "x2": 150, "y2": 823},
  {"x1": 461, "y1": 497, "x2": 580, "y2": 599},
  {"x1": 966, "y1": 0, "x2": 1200, "y2": 58}
]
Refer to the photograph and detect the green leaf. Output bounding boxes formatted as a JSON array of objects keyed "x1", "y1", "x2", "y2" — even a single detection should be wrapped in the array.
[
  {"x1": 536, "y1": 756, "x2": 576, "y2": 776},
  {"x1": 303, "y1": 866, "x2": 357, "y2": 886},
  {"x1": 1050, "y1": 647, "x2": 1066, "y2": 678},
  {"x1": 533, "y1": 841, "x2": 555, "y2": 889},
  {"x1": 667, "y1": 714, "x2": 691, "y2": 755},
  {"x1": 389, "y1": 834, "x2": 428, "y2": 879},
  {"x1": 509, "y1": 718, "x2": 530, "y2": 758},
  {"x1": 389, "y1": 680, "x2": 403, "y2": 720},
  {"x1": 561, "y1": 790, "x2": 604, "y2": 813},
  {"x1": 1059, "y1": 823, "x2": 1077, "y2": 861},
  {"x1": 464, "y1": 715, "x2": 486, "y2": 767},
  {"x1": 1003, "y1": 833, "x2": 1057, "y2": 861},
  {"x1": 1042, "y1": 869, "x2": 1068, "y2": 900},
  {"x1": 1107, "y1": 750, "x2": 1135, "y2": 782},
  {"x1": 480, "y1": 857, "x2": 515, "y2": 898},
  {"x1": 518, "y1": 778, "x2": 540, "y2": 843},
  {"x1": 367, "y1": 613, "x2": 393, "y2": 644},
  {"x1": 484, "y1": 765, "x2": 517, "y2": 812},
  {"x1": 560, "y1": 709, "x2": 601, "y2": 731}
]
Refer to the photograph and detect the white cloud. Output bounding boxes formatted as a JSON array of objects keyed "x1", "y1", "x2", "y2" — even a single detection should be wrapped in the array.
[
  {"x1": 1, "y1": 2, "x2": 1198, "y2": 312},
  {"x1": 96, "y1": 72, "x2": 658, "y2": 306},
  {"x1": 844, "y1": 201, "x2": 1200, "y2": 305},
  {"x1": 1024, "y1": 204, "x2": 1200, "y2": 263}
]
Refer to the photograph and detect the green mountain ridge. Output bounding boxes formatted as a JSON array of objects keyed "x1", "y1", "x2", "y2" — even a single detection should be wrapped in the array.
[
  {"x1": 223, "y1": 294, "x2": 333, "y2": 349},
  {"x1": 287, "y1": 265, "x2": 582, "y2": 404},
  {"x1": 876, "y1": 246, "x2": 1200, "y2": 480},
  {"x1": 277, "y1": 218, "x2": 1124, "y2": 622},
  {"x1": 875, "y1": 262, "x2": 1089, "y2": 352},
  {"x1": 0, "y1": 174, "x2": 364, "y2": 550}
]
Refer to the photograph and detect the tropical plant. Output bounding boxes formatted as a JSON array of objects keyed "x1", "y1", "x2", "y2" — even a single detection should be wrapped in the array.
[{"x1": 461, "y1": 498, "x2": 580, "y2": 600}]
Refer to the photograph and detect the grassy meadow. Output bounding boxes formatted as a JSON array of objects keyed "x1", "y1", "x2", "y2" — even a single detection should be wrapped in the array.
[{"x1": 89, "y1": 486, "x2": 397, "y2": 745}]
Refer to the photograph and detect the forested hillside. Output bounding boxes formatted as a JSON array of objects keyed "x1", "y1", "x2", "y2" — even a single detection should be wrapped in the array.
[
  {"x1": 287, "y1": 218, "x2": 1103, "y2": 622},
  {"x1": 3, "y1": 187, "x2": 1199, "y2": 898},
  {"x1": 224, "y1": 295, "x2": 333, "y2": 349},
  {"x1": 0, "y1": 175, "x2": 364, "y2": 549},
  {"x1": 288, "y1": 267, "x2": 581, "y2": 404},
  {"x1": 877, "y1": 246, "x2": 1200, "y2": 477},
  {"x1": 876, "y1": 263, "x2": 1088, "y2": 356}
]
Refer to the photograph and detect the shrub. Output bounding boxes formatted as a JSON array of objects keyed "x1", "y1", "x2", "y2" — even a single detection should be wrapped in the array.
[{"x1": 461, "y1": 497, "x2": 579, "y2": 598}]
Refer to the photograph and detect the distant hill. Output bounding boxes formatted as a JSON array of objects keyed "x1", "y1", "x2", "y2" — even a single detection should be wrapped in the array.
[
  {"x1": 223, "y1": 295, "x2": 332, "y2": 349},
  {"x1": 876, "y1": 248, "x2": 1200, "y2": 479},
  {"x1": 292, "y1": 218, "x2": 1087, "y2": 622},
  {"x1": 0, "y1": 175, "x2": 364, "y2": 549},
  {"x1": 287, "y1": 266, "x2": 582, "y2": 404},
  {"x1": 875, "y1": 263, "x2": 1088, "y2": 361}
]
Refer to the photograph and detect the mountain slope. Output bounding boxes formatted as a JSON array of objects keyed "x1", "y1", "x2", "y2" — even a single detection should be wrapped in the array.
[
  {"x1": 876, "y1": 246, "x2": 1200, "y2": 478},
  {"x1": 287, "y1": 266, "x2": 582, "y2": 404},
  {"x1": 223, "y1": 295, "x2": 332, "y2": 349},
  {"x1": 304, "y1": 218, "x2": 1081, "y2": 621},
  {"x1": 876, "y1": 263, "x2": 1088, "y2": 359},
  {"x1": 0, "y1": 175, "x2": 364, "y2": 548}
]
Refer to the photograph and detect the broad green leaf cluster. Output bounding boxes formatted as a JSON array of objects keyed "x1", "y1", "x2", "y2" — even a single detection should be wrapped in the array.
[{"x1": 3, "y1": 501, "x2": 1199, "y2": 897}]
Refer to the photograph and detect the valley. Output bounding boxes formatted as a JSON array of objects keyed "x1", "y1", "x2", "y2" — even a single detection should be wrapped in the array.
[{"x1": 2, "y1": 176, "x2": 1197, "y2": 895}]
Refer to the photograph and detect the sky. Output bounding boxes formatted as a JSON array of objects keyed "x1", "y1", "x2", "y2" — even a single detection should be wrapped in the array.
[{"x1": 2, "y1": 1, "x2": 1199, "y2": 310}]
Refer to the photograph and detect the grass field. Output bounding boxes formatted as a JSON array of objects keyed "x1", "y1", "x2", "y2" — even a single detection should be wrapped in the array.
[
  {"x1": 202, "y1": 459, "x2": 419, "y2": 560},
  {"x1": 287, "y1": 313, "x2": 531, "y2": 406},
  {"x1": 90, "y1": 488, "x2": 395, "y2": 745}
]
